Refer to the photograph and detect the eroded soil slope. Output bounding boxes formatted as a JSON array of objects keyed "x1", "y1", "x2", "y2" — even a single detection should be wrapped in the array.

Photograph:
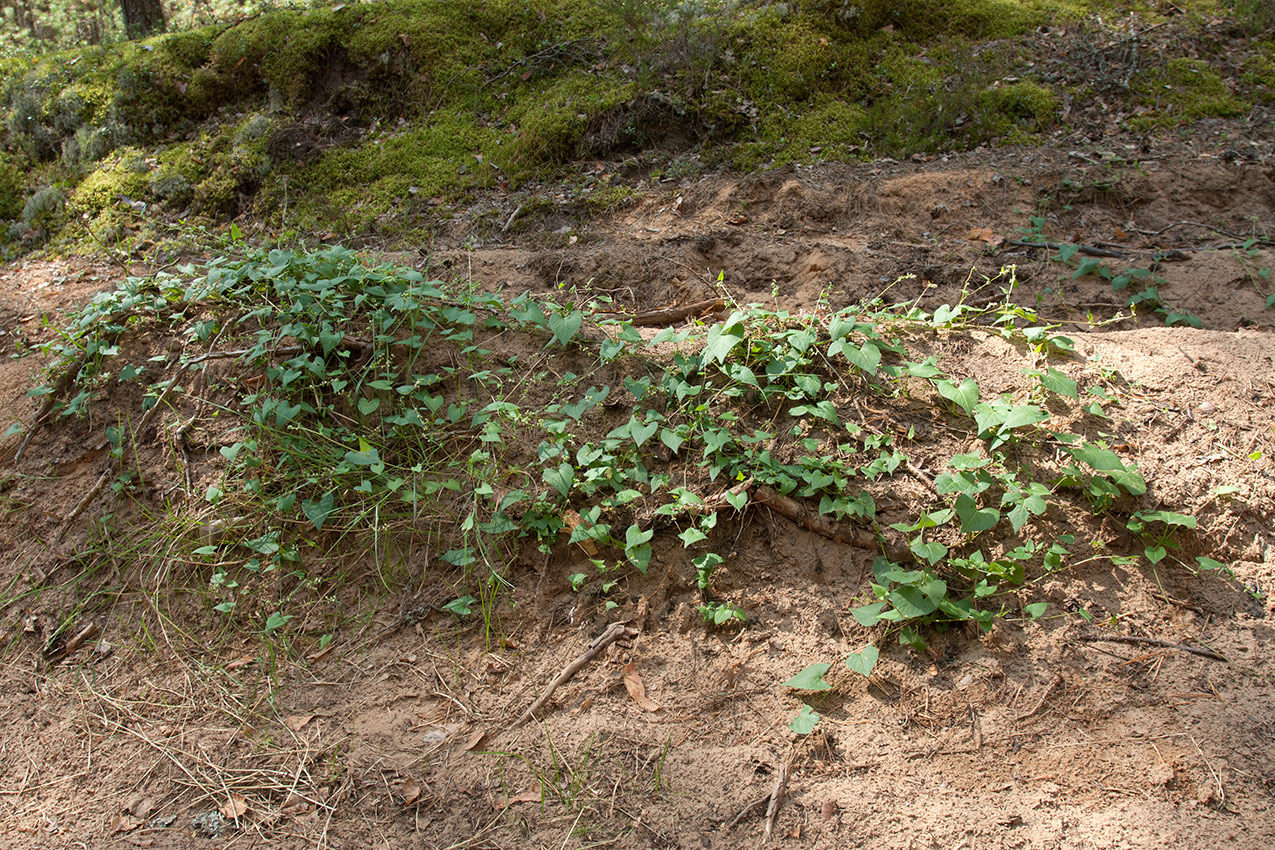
[{"x1": 0, "y1": 150, "x2": 1273, "y2": 850}]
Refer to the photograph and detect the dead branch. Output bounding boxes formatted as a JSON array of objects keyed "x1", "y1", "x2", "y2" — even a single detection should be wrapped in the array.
[
  {"x1": 1016, "y1": 673, "x2": 1063, "y2": 721},
  {"x1": 505, "y1": 621, "x2": 635, "y2": 733},
  {"x1": 1074, "y1": 632, "x2": 1227, "y2": 663},
  {"x1": 56, "y1": 377, "x2": 184, "y2": 544},
  {"x1": 44, "y1": 621, "x2": 99, "y2": 664},
  {"x1": 1005, "y1": 239, "x2": 1126, "y2": 258},
  {"x1": 726, "y1": 792, "x2": 771, "y2": 829},
  {"x1": 183, "y1": 336, "x2": 370, "y2": 366}
]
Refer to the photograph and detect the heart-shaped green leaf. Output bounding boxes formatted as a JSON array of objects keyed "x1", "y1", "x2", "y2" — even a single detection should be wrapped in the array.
[
  {"x1": 630, "y1": 417, "x2": 658, "y2": 447},
  {"x1": 784, "y1": 662, "x2": 832, "y2": 691},
  {"x1": 790, "y1": 704, "x2": 821, "y2": 734},
  {"x1": 844, "y1": 644, "x2": 879, "y2": 677},
  {"x1": 301, "y1": 490, "x2": 336, "y2": 530},
  {"x1": 543, "y1": 462, "x2": 574, "y2": 498},
  {"x1": 955, "y1": 493, "x2": 999, "y2": 534},
  {"x1": 548, "y1": 310, "x2": 583, "y2": 347}
]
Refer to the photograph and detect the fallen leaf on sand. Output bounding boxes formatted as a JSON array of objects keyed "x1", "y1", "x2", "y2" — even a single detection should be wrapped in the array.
[
  {"x1": 623, "y1": 662, "x2": 661, "y2": 712},
  {"x1": 495, "y1": 782, "x2": 541, "y2": 810},
  {"x1": 965, "y1": 227, "x2": 1003, "y2": 246},
  {"x1": 400, "y1": 777, "x2": 425, "y2": 805},
  {"x1": 219, "y1": 793, "x2": 248, "y2": 820},
  {"x1": 306, "y1": 640, "x2": 335, "y2": 662},
  {"x1": 283, "y1": 713, "x2": 316, "y2": 732},
  {"x1": 281, "y1": 793, "x2": 312, "y2": 815},
  {"x1": 109, "y1": 814, "x2": 142, "y2": 834}
]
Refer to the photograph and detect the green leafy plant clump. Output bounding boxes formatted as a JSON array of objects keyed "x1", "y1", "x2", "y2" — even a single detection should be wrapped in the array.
[{"x1": 7, "y1": 244, "x2": 1226, "y2": 709}]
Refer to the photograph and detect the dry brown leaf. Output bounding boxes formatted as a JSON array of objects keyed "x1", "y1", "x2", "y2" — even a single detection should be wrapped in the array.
[
  {"x1": 283, "y1": 713, "x2": 316, "y2": 732},
  {"x1": 495, "y1": 782, "x2": 541, "y2": 810},
  {"x1": 281, "y1": 793, "x2": 312, "y2": 815},
  {"x1": 219, "y1": 793, "x2": 249, "y2": 821},
  {"x1": 622, "y1": 661, "x2": 661, "y2": 712},
  {"x1": 463, "y1": 730, "x2": 490, "y2": 752},
  {"x1": 400, "y1": 777, "x2": 424, "y2": 806},
  {"x1": 965, "y1": 227, "x2": 1003, "y2": 246},
  {"x1": 306, "y1": 640, "x2": 336, "y2": 662},
  {"x1": 109, "y1": 813, "x2": 143, "y2": 834},
  {"x1": 560, "y1": 510, "x2": 598, "y2": 555}
]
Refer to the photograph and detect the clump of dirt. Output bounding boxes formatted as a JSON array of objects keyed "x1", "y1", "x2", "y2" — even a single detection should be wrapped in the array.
[{"x1": 0, "y1": 149, "x2": 1272, "y2": 850}]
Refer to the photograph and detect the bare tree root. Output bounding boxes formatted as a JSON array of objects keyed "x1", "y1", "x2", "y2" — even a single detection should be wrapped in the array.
[
  {"x1": 749, "y1": 484, "x2": 907, "y2": 561},
  {"x1": 11, "y1": 353, "x2": 86, "y2": 465},
  {"x1": 55, "y1": 377, "x2": 184, "y2": 544}
]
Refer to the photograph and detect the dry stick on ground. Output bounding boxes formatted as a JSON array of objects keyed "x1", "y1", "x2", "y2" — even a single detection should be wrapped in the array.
[
  {"x1": 726, "y1": 792, "x2": 771, "y2": 829},
  {"x1": 725, "y1": 753, "x2": 791, "y2": 832},
  {"x1": 1005, "y1": 239, "x2": 1127, "y2": 258},
  {"x1": 1016, "y1": 673, "x2": 1063, "y2": 722},
  {"x1": 762, "y1": 758, "x2": 791, "y2": 843},
  {"x1": 503, "y1": 621, "x2": 636, "y2": 734},
  {"x1": 183, "y1": 336, "x2": 372, "y2": 366},
  {"x1": 44, "y1": 621, "x2": 99, "y2": 664},
  {"x1": 1074, "y1": 632, "x2": 1228, "y2": 663}
]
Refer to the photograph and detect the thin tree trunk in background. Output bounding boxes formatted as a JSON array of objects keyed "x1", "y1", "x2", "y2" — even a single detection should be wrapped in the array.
[{"x1": 119, "y1": 0, "x2": 164, "y2": 38}]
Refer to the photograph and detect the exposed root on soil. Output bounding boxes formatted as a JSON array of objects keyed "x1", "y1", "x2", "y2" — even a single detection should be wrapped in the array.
[
  {"x1": 602, "y1": 297, "x2": 726, "y2": 327},
  {"x1": 1074, "y1": 631, "x2": 1228, "y2": 663},
  {"x1": 11, "y1": 354, "x2": 85, "y2": 466}
]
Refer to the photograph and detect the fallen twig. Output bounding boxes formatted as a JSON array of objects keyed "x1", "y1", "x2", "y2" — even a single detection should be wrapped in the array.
[
  {"x1": 56, "y1": 377, "x2": 183, "y2": 543},
  {"x1": 762, "y1": 759, "x2": 790, "y2": 842},
  {"x1": 1005, "y1": 239, "x2": 1126, "y2": 258},
  {"x1": 501, "y1": 203, "x2": 526, "y2": 234},
  {"x1": 726, "y1": 792, "x2": 771, "y2": 829},
  {"x1": 750, "y1": 485, "x2": 873, "y2": 547},
  {"x1": 183, "y1": 336, "x2": 370, "y2": 366},
  {"x1": 750, "y1": 484, "x2": 908, "y2": 561},
  {"x1": 45, "y1": 621, "x2": 99, "y2": 664},
  {"x1": 12, "y1": 354, "x2": 86, "y2": 465},
  {"x1": 505, "y1": 621, "x2": 635, "y2": 733},
  {"x1": 1074, "y1": 632, "x2": 1227, "y2": 663},
  {"x1": 1016, "y1": 673, "x2": 1062, "y2": 721}
]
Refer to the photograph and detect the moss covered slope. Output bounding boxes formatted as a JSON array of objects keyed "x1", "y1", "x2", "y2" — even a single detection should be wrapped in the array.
[{"x1": 0, "y1": 0, "x2": 1265, "y2": 252}]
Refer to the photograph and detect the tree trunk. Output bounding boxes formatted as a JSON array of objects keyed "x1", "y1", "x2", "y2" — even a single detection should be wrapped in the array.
[{"x1": 119, "y1": 0, "x2": 164, "y2": 39}]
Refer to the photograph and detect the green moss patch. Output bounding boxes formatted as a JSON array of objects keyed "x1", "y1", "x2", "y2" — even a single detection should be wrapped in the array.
[
  {"x1": 0, "y1": 0, "x2": 1265, "y2": 250},
  {"x1": 1131, "y1": 57, "x2": 1250, "y2": 129}
]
